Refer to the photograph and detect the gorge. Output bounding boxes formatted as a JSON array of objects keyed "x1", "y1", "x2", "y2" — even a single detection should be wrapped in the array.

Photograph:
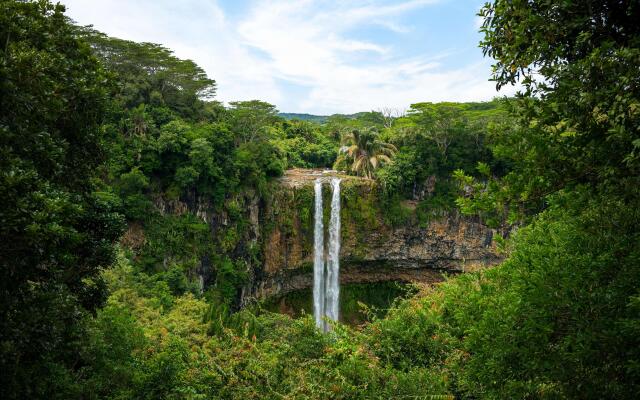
[
  {"x1": 255, "y1": 170, "x2": 501, "y2": 300},
  {"x1": 143, "y1": 168, "x2": 504, "y2": 314},
  {"x1": 6, "y1": 2, "x2": 637, "y2": 396}
]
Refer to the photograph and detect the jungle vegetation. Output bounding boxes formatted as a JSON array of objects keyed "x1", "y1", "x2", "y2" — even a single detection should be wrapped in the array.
[
  {"x1": 1, "y1": 0, "x2": 639, "y2": 399},
  {"x1": 335, "y1": 127, "x2": 398, "y2": 179}
]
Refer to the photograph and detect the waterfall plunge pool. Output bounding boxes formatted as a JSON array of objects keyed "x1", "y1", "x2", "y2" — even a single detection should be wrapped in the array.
[{"x1": 262, "y1": 281, "x2": 417, "y2": 326}]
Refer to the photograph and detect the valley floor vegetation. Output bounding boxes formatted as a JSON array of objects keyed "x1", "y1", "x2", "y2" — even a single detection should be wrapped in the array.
[{"x1": 1, "y1": 0, "x2": 639, "y2": 398}]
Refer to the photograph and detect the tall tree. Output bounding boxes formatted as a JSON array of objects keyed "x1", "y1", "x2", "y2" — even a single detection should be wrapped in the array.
[
  {"x1": 78, "y1": 27, "x2": 216, "y2": 118},
  {"x1": 475, "y1": 0, "x2": 640, "y2": 211},
  {"x1": 406, "y1": 102, "x2": 470, "y2": 160},
  {"x1": 228, "y1": 100, "x2": 280, "y2": 143},
  {"x1": 0, "y1": 1, "x2": 123, "y2": 397},
  {"x1": 337, "y1": 128, "x2": 397, "y2": 178},
  {"x1": 442, "y1": 1, "x2": 640, "y2": 397}
]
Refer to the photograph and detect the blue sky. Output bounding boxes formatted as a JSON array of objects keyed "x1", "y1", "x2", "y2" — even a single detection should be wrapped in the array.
[{"x1": 61, "y1": 0, "x2": 513, "y2": 114}]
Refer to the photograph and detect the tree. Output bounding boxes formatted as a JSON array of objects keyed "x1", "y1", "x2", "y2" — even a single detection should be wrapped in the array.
[
  {"x1": 435, "y1": 1, "x2": 640, "y2": 397},
  {"x1": 78, "y1": 27, "x2": 217, "y2": 117},
  {"x1": 474, "y1": 0, "x2": 640, "y2": 213},
  {"x1": 336, "y1": 128, "x2": 397, "y2": 179},
  {"x1": 406, "y1": 103, "x2": 470, "y2": 161},
  {"x1": 0, "y1": 1, "x2": 124, "y2": 396},
  {"x1": 227, "y1": 100, "x2": 280, "y2": 143},
  {"x1": 377, "y1": 107, "x2": 405, "y2": 129}
]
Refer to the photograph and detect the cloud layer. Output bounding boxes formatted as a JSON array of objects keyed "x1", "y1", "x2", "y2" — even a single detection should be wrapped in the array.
[{"x1": 61, "y1": 0, "x2": 508, "y2": 114}]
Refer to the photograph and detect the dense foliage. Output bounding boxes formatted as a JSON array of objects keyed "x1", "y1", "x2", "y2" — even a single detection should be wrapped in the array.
[
  {"x1": 79, "y1": 31, "x2": 289, "y2": 314},
  {"x1": 458, "y1": 0, "x2": 640, "y2": 222},
  {"x1": 368, "y1": 194, "x2": 640, "y2": 398},
  {"x1": 335, "y1": 127, "x2": 397, "y2": 178},
  {"x1": 0, "y1": 2, "x2": 124, "y2": 396},
  {"x1": 377, "y1": 101, "x2": 510, "y2": 220},
  {"x1": 2, "y1": 0, "x2": 639, "y2": 398}
]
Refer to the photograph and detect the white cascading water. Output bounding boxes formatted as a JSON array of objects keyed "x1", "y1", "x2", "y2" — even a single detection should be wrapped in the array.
[
  {"x1": 312, "y1": 177, "x2": 342, "y2": 332},
  {"x1": 325, "y1": 177, "x2": 341, "y2": 326},
  {"x1": 312, "y1": 178, "x2": 325, "y2": 329}
]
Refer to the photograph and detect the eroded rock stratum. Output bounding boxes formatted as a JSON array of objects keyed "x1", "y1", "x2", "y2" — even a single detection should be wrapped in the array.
[
  {"x1": 143, "y1": 169, "x2": 502, "y2": 306},
  {"x1": 241, "y1": 169, "x2": 502, "y2": 305}
]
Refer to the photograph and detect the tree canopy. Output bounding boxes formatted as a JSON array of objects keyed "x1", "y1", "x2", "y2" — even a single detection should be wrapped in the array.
[
  {"x1": 465, "y1": 0, "x2": 640, "y2": 219},
  {"x1": 3, "y1": 0, "x2": 640, "y2": 398},
  {"x1": 0, "y1": 2, "x2": 123, "y2": 396},
  {"x1": 336, "y1": 128, "x2": 397, "y2": 178}
]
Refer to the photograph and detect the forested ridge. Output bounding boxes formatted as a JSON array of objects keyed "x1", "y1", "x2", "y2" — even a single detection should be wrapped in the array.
[{"x1": 1, "y1": 0, "x2": 639, "y2": 399}]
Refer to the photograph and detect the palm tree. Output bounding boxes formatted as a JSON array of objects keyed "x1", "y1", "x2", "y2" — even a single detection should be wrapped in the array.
[{"x1": 336, "y1": 127, "x2": 397, "y2": 178}]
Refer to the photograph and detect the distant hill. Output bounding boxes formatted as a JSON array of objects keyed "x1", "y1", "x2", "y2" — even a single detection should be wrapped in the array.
[
  {"x1": 278, "y1": 113, "x2": 329, "y2": 123},
  {"x1": 279, "y1": 112, "x2": 364, "y2": 123}
]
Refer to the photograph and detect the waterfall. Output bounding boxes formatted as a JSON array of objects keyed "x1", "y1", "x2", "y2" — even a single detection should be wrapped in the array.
[
  {"x1": 312, "y1": 177, "x2": 341, "y2": 332},
  {"x1": 313, "y1": 179, "x2": 325, "y2": 329},
  {"x1": 326, "y1": 178, "x2": 341, "y2": 325}
]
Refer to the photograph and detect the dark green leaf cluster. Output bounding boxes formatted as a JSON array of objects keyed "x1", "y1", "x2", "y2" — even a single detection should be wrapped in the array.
[
  {"x1": 469, "y1": 0, "x2": 640, "y2": 222},
  {"x1": 0, "y1": 1, "x2": 124, "y2": 397},
  {"x1": 5, "y1": 0, "x2": 640, "y2": 398},
  {"x1": 368, "y1": 194, "x2": 640, "y2": 398},
  {"x1": 374, "y1": 101, "x2": 511, "y2": 219}
]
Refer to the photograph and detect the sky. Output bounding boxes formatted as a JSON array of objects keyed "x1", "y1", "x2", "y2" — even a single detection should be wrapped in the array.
[{"x1": 60, "y1": 0, "x2": 513, "y2": 115}]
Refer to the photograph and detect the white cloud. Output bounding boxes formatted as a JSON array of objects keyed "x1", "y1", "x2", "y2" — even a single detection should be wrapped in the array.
[
  {"x1": 60, "y1": 0, "x2": 508, "y2": 114},
  {"x1": 372, "y1": 19, "x2": 413, "y2": 34},
  {"x1": 235, "y1": 0, "x2": 508, "y2": 113},
  {"x1": 330, "y1": 0, "x2": 442, "y2": 23},
  {"x1": 62, "y1": 0, "x2": 284, "y2": 106}
]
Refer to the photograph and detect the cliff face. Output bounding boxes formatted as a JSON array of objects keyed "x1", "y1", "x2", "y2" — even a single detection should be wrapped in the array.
[
  {"x1": 241, "y1": 169, "x2": 501, "y2": 305},
  {"x1": 133, "y1": 169, "x2": 501, "y2": 307}
]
